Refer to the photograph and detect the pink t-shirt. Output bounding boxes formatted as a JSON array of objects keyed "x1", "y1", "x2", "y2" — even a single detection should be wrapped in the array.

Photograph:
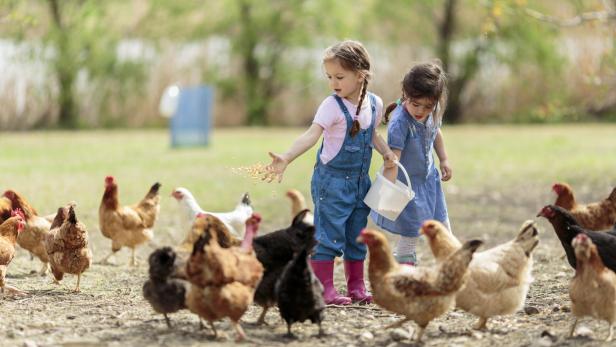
[{"x1": 313, "y1": 94, "x2": 384, "y2": 164}]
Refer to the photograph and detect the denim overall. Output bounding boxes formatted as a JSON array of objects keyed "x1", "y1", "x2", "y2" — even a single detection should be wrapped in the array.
[
  {"x1": 371, "y1": 104, "x2": 449, "y2": 237},
  {"x1": 311, "y1": 93, "x2": 377, "y2": 261}
]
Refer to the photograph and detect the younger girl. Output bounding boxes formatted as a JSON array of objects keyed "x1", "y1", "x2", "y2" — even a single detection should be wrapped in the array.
[
  {"x1": 264, "y1": 40, "x2": 396, "y2": 305},
  {"x1": 372, "y1": 62, "x2": 452, "y2": 265}
]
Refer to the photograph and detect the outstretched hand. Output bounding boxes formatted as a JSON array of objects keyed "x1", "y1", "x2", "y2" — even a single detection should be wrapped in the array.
[{"x1": 263, "y1": 152, "x2": 289, "y2": 183}]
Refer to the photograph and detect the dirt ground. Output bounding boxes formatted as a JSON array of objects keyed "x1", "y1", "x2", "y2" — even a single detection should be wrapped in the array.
[{"x1": 0, "y1": 184, "x2": 613, "y2": 347}]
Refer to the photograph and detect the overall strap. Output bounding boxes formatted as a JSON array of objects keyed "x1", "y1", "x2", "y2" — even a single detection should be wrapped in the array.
[{"x1": 333, "y1": 94, "x2": 354, "y2": 129}]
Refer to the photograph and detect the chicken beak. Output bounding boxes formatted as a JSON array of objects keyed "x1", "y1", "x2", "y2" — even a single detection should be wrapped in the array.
[{"x1": 356, "y1": 235, "x2": 364, "y2": 243}]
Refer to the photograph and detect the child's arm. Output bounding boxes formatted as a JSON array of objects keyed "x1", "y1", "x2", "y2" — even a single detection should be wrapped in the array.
[
  {"x1": 383, "y1": 149, "x2": 402, "y2": 183},
  {"x1": 264, "y1": 123, "x2": 324, "y2": 183},
  {"x1": 434, "y1": 129, "x2": 452, "y2": 181},
  {"x1": 372, "y1": 131, "x2": 397, "y2": 168}
]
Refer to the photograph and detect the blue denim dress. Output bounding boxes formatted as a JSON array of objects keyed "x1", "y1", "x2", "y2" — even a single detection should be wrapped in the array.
[
  {"x1": 371, "y1": 104, "x2": 449, "y2": 237},
  {"x1": 311, "y1": 93, "x2": 377, "y2": 261}
]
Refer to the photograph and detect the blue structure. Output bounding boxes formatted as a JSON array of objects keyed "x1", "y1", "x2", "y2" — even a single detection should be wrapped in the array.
[{"x1": 170, "y1": 85, "x2": 214, "y2": 147}]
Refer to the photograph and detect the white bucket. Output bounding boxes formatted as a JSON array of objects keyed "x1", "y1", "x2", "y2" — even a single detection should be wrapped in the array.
[{"x1": 364, "y1": 161, "x2": 414, "y2": 221}]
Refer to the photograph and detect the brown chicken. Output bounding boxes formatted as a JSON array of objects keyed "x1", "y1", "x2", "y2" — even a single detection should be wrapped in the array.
[
  {"x1": 176, "y1": 213, "x2": 240, "y2": 254},
  {"x1": 185, "y1": 214, "x2": 264, "y2": 341},
  {"x1": 286, "y1": 189, "x2": 307, "y2": 219},
  {"x1": 569, "y1": 233, "x2": 616, "y2": 341},
  {"x1": 3, "y1": 190, "x2": 52, "y2": 275},
  {"x1": 423, "y1": 220, "x2": 539, "y2": 330},
  {"x1": 45, "y1": 205, "x2": 92, "y2": 292},
  {"x1": 357, "y1": 228, "x2": 481, "y2": 341},
  {"x1": 553, "y1": 182, "x2": 616, "y2": 231},
  {"x1": 98, "y1": 176, "x2": 161, "y2": 266},
  {"x1": 0, "y1": 196, "x2": 12, "y2": 222},
  {"x1": 0, "y1": 210, "x2": 25, "y2": 295}
]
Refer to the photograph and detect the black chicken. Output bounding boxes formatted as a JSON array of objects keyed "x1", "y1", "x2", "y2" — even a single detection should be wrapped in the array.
[
  {"x1": 538, "y1": 205, "x2": 616, "y2": 271},
  {"x1": 275, "y1": 244, "x2": 325, "y2": 337},
  {"x1": 143, "y1": 247, "x2": 188, "y2": 327},
  {"x1": 252, "y1": 209, "x2": 316, "y2": 324}
]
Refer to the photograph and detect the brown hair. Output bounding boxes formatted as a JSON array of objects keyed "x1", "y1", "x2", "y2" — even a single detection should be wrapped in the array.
[
  {"x1": 323, "y1": 40, "x2": 371, "y2": 137},
  {"x1": 383, "y1": 62, "x2": 448, "y2": 124}
]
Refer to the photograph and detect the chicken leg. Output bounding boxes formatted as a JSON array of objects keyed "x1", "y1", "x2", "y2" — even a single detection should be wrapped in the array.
[
  {"x1": 1, "y1": 284, "x2": 25, "y2": 296},
  {"x1": 39, "y1": 262, "x2": 49, "y2": 276},
  {"x1": 473, "y1": 317, "x2": 488, "y2": 330},
  {"x1": 98, "y1": 250, "x2": 118, "y2": 265},
  {"x1": 74, "y1": 273, "x2": 82, "y2": 292},
  {"x1": 164, "y1": 313, "x2": 171, "y2": 328},
  {"x1": 130, "y1": 248, "x2": 137, "y2": 266},
  {"x1": 385, "y1": 317, "x2": 410, "y2": 330},
  {"x1": 569, "y1": 318, "x2": 578, "y2": 337},
  {"x1": 232, "y1": 321, "x2": 246, "y2": 342},
  {"x1": 607, "y1": 323, "x2": 614, "y2": 342},
  {"x1": 256, "y1": 307, "x2": 269, "y2": 325}
]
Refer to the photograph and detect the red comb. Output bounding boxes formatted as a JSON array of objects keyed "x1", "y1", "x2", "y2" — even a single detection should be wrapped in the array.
[
  {"x1": 105, "y1": 176, "x2": 115, "y2": 184},
  {"x1": 250, "y1": 213, "x2": 262, "y2": 223}
]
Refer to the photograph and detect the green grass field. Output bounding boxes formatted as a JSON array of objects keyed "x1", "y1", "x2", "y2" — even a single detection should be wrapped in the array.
[{"x1": 0, "y1": 125, "x2": 614, "y2": 227}]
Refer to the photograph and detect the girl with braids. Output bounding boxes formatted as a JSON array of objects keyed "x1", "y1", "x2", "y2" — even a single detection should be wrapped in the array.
[
  {"x1": 371, "y1": 62, "x2": 453, "y2": 266},
  {"x1": 264, "y1": 40, "x2": 396, "y2": 305}
]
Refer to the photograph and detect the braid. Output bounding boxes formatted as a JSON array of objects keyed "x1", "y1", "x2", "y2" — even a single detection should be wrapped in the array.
[{"x1": 350, "y1": 80, "x2": 368, "y2": 137}]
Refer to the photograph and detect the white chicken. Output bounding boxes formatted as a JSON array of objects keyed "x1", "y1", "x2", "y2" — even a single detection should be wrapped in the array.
[
  {"x1": 423, "y1": 220, "x2": 539, "y2": 330},
  {"x1": 171, "y1": 187, "x2": 253, "y2": 239}
]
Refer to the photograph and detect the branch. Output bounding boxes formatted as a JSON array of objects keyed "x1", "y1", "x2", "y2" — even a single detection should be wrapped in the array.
[{"x1": 523, "y1": 7, "x2": 616, "y2": 27}]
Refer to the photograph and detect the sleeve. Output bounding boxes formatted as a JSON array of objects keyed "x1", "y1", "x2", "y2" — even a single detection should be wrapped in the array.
[
  {"x1": 374, "y1": 94, "x2": 384, "y2": 125},
  {"x1": 313, "y1": 96, "x2": 338, "y2": 130},
  {"x1": 387, "y1": 114, "x2": 408, "y2": 151}
]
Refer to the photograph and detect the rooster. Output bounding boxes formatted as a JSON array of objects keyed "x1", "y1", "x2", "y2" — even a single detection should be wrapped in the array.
[
  {"x1": 569, "y1": 234, "x2": 616, "y2": 342},
  {"x1": 423, "y1": 220, "x2": 539, "y2": 330},
  {"x1": 3, "y1": 190, "x2": 52, "y2": 275},
  {"x1": 358, "y1": 228, "x2": 481, "y2": 341},
  {"x1": 171, "y1": 187, "x2": 252, "y2": 239},
  {"x1": 553, "y1": 183, "x2": 616, "y2": 231},
  {"x1": 185, "y1": 213, "x2": 263, "y2": 341},
  {"x1": 45, "y1": 205, "x2": 92, "y2": 292},
  {"x1": 0, "y1": 210, "x2": 25, "y2": 295},
  {"x1": 99, "y1": 176, "x2": 161, "y2": 266}
]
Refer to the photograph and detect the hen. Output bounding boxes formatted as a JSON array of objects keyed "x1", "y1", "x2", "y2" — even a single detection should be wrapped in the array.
[
  {"x1": 176, "y1": 212, "x2": 240, "y2": 254},
  {"x1": 99, "y1": 176, "x2": 161, "y2": 266},
  {"x1": 275, "y1": 243, "x2": 325, "y2": 337},
  {"x1": 143, "y1": 247, "x2": 188, "y2": 328},
  {"x1": 3, "y1": 190, "x2": 52, "y2": 275},
  {"x1": 185, "y1": 213, "x2": 263, "y2": 341},
  {"x1": 423, "y1": 220, "x2": 539, "y2": 330},
  {"x1": 252, "y1": 209, "x2": 316, "y2": 325},
  {"x1": 45, "y1": 205, "x2": 92, "y2": 292},
  {"x1": 553, "y1": 182, "x2": 616, "y2": 231},
  {"x1": 569, "y1": 234, "x2": 616, "y2": 341},
  {"x1": 0, "y1": 210, "x2": 25, "y2": 295},
  {"x1": 538, "y1": 205, "x2": 616, "y2": 271},
  {"x1": 172, "y1": 187, "x2": 252, "y2": 239},
  {"x1": 358, "y1": 228, "x2": 481, "y2": 341}
]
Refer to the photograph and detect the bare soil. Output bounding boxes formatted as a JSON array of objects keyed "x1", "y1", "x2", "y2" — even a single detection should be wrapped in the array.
[{"x1": 0, "y1": 185, "x2": 611, "y2": 347}]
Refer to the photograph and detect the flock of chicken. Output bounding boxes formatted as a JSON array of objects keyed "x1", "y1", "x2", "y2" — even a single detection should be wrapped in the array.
[{"x1": 0, "y1": 178, "x2": 615, "y2": 343}]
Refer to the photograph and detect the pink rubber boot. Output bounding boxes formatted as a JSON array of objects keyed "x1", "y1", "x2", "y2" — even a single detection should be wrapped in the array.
[
  {"x1": 344, "y1": 260, "x2": 372, "y2": 304},
  {"x1": 310, "y1": 260, "x2": 352, "y2": 305}
]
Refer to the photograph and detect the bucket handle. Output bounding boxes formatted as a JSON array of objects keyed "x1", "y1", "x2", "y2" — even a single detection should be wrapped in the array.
[{"x1": 380, "y1": 161, "x2": 412, "y2": 195}]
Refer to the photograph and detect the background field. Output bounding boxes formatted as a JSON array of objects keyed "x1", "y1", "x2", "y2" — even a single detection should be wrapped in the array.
[{"x1": 0, "y1": 125, "x2": 615, "y2": 346}]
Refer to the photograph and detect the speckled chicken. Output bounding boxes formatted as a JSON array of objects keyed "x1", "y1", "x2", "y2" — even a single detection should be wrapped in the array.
[
  {"x1": 358, "y1": 228, "x2": 481, "y2": 342},
  {"x1": 45, "y1": 205, "x2": 92, "y2": 292}
]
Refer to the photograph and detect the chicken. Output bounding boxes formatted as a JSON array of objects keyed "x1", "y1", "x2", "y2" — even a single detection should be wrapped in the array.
[
  {"x1": 45, "y1": 205, "x2": 92, "y2": 292},
  {"x1": 143, "y1": 247, "x2": 188, "y2": 328},
  {"x1": 357, "y1": 227, "x2": 482, "y2": 341},
  {"x1": 569, "y1": 233, "x2": 616, "y2": 341},
  {"x1": 0, "y1": 196, "x2": 12, "y2": 222},
  {"x1": 553, "y1": 183, "x2": 616, "y2": 231},
  {"x1": 275, "y1": 244, "x2": 325, "y2": 337},
  {"x1": 176, "y1": 212, "x2": 240, "y2": 254},
  {"x1": 172, "y1": 187, "x2": 252, "y2": 239},
  {"x1": 0, "y1": 210, "x2": 25, "y2": 295},
  {"x1": 538, "y1": 205, "x2": 616, "y2": 272},
  {"x1": 99, "y1": 176, "x2": 161, "y2": 266},
  {"x1": 3, "y1": 190, "x2": 52, "y2": 275},
  {"x1": 185, "y1": 213, "x2": 263, "y2": 341},
  {"x1": 252, "y1": 209, "x2": 316, "y2": 325},
  {"x1": 423, "y1": 220, "x2": 539, "y2": 330}
]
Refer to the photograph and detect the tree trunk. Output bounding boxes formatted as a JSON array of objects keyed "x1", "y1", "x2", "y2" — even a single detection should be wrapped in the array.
[{"x1": 48, "y1": 0, "x2": 79, "y2": 128}]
